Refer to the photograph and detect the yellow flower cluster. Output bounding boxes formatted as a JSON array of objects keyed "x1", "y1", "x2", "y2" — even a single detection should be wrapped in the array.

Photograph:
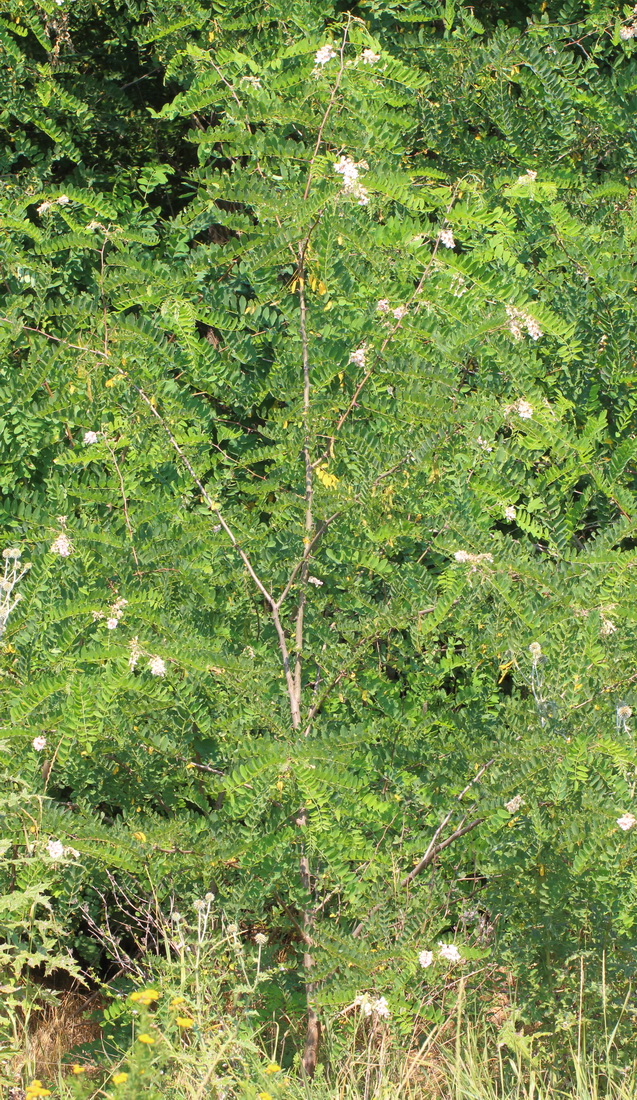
[
  {"x1": 26, "y1": 1081, "x2": 51, "y2": 1099},
  {"x1": 130, "y1": 988, "x2": 159, "y2": 1006},
  {"x1": 112, "y1": 1072, "x2": 129, "y2": 1084}
]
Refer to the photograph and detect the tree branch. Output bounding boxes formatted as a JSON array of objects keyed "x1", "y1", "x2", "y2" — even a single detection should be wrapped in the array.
[{"x1": 351, "y1": 759, "x2": 494, "y2": 938}]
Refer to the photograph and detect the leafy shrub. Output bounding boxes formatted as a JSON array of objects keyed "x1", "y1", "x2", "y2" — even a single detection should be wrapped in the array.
[{"x1": 2, "y1": 0, "x2": 637, "y2": 1082}]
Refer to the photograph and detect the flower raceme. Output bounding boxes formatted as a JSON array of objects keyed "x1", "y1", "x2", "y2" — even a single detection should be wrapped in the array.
[
  {"x1": 49, "y1": 532, "x2": 72, "y2": 557},
  {"x1": 438, "y1": 943, "x2": 462, "y2": 964},
  {"x1": 334, "y1": 156, "x2": 369, "y2": 205},
  {"x1": 355, "y1": 993, "x2": 391, "y2": 1019},
  {"x1": 314, "y1": 43, "x2": 336, "y2": 67}
]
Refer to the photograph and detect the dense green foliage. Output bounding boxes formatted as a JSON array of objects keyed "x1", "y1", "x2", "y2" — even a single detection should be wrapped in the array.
[{"x1": 3, "y1": 0, "x2": 637, "y2": 1079}]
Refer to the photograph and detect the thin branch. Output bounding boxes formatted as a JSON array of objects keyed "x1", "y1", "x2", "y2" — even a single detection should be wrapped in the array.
[
  {"x1": 275, "y1": 513, "x2": 339, "y2": 609},
  {"x1": 293, "y1": 265, "x2": 314, "y2": 721},
  {"x1": 0, "y1": 316, "x2": 109, "y2": 358},
  {"x1": 303, "y1": 19, "x2": 351, "y2": 201},
  {"x1": 351, "y1": 760, "x2": 494, "y2": 938},
  {"x1": 103, "y1": 438, "x2": 139, "y2": 568},
  {"x1": 131, "y1": 382, "x2": 301, "y2": 725}
]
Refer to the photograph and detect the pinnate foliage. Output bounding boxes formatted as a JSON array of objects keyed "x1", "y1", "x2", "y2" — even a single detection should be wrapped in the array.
[{"x1": 2, "y1": 0, "x2": 637, "y2": 1064}]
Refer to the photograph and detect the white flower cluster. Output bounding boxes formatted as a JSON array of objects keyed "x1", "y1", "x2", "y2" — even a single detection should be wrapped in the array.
[
  {"x1": 47, "y1": 839, "x2": 80, "y2": 860},
  {"x1": 476, "y1": 435, "x2": 493, "y2": 452},
  {"x1": 529, "y1": 642, "x2": 542, "y2": 660},
  {"x1": 620, "y1": 22, "x2": 637, "y2": 39},
  {"x1": 50, "y1": 532, "x2": 73, "y2": 557},
  {"x1": 361, "y1": 48, "x2": 380, "y2": 64},
  {"x1": 505, "y1": 794, "x2": 525, "y2": 814},
  {"x1": 507, "y1": 398, "x2": 534, "y2": 420},
  {"x1": 454, "y1": 550, "x2": 494, "y2": 565},
  {"x1": 349, "y1": 346, "x2": 366, "y2": 368},
  {"x1": 254, "y1": 932, "x2": 268, "y2": 945},
  {"x1": 419, "y1": 944, "x2": 464, "y2": 968},
  {"x1": 334, "y1": 156, "x2": 369, "y2": 205},
  {"x1": 83, "y1": 430, "x2": 100, "y2": 445},
  {"x1": 451, "y1": 274, "x2": 468, "y2": 297},
  {"x1": 307, "y1": 576, "x2": 323, "y2": 587},
  {"x1": 438, "y1": 227, "x2": 455, "y2": 249},
  {"x1": 105, "y1": 597, "x2": 128, "y2": 631},
  {"x1": 32, "y1": 736, "x2": 47, "y2": 751},
  {"x1": 0, "y1": 547, "x2": 31, "y2": 639},
  {"x1": 128, "y1": 636, "x2": 166, "y2": 677},
  {"x1": 128, "y1": 636, "x2": 142, "y2": 670},
  {"x1": 506, "y1": 305, "x2": 542, "y2": 341},
  {"x1": 438, "y1": 942, "x2": 462, "y2": 964},
  {"x1": 600, "y1": 617, "x2": 616, "y2": 636},
  {"x1": 517, "y1": 169, "x2": 537, "y2": 184},
  {"x1": 37, "y1": 195, "x2": 70, "y2": 215},
  {"x1": 355, "y1": 993, "x2": 390, "y2": 1019},
  {"x1": 504, "y1": 505, "x2": 516, "y2": 521},
  {"x1": 617, "y1": 812, "x2": 637, "y2": 831},
  {"x1": 314, "y1": 43, "x2": 337, "y2": 67},
  {"x1": 376, "y1": 300, "x2": 408, "y2": 320}
]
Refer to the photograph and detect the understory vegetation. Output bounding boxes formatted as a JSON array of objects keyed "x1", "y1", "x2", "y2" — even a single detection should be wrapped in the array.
[{"x1": 2, "y1": 0, "x2": 637, "y2": 1094}]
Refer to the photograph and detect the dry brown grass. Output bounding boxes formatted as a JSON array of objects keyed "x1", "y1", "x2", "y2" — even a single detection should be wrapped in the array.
[{"x1": 12, "y1": 991, "x2": 102, "y2": 1081}]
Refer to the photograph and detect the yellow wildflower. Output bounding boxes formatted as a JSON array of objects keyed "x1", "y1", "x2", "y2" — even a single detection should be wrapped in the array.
[
  {"x1": 112, "y1": 1072, "x2": 129, "y2": 1084},
  {"x1": 258, "y1": 1094, "x2": 273, "y2": 1100},
  {"x1": 264, "y1": 1063, "x2": 281, "y2": 1074},
  {"x1": 137, "y1": 1032, "x2": 155, "y2": 1044},
  {"x1": 176, "y1": 1016, "x2": 194, "y2": 1028},
  {"x1": 130, "y1": 988, "x2": 159, "y2": 1005},
  {"x1": 71, "y1": 1064, "x2": 86, "y2": 1074},
  {"x1": 170, "y1": 995, "x2": 186, "y2": 1006}
]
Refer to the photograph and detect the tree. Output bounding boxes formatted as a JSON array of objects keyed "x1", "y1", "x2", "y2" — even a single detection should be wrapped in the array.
[{"x1": 2, "y1": 0, "x2": 637, "y2": 1069}]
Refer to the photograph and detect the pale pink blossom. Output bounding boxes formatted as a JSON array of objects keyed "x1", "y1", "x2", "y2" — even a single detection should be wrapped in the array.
[
  {"x1": 438, "y1": 942, "x2": 461, "y2": 964},
  {"x1": 50, "y1": 533, "x2": 72, "y2": 557},
  {"x1": 314, "y1": 44, "x2": 337, "y2": 67},
  {"x1": 32, "y1": 736, "x2": 47, "y2": 751}
]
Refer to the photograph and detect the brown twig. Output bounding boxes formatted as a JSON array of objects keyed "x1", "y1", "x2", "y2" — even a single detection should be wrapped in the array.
[{"x1": 351, "y1": 760, "x2": 494, "y2": 938}]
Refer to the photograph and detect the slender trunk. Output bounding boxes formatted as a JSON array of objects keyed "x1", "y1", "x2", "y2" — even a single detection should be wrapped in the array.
[{"x1": 296, "y1": 263, "x2": 320, "y2": 1077}]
